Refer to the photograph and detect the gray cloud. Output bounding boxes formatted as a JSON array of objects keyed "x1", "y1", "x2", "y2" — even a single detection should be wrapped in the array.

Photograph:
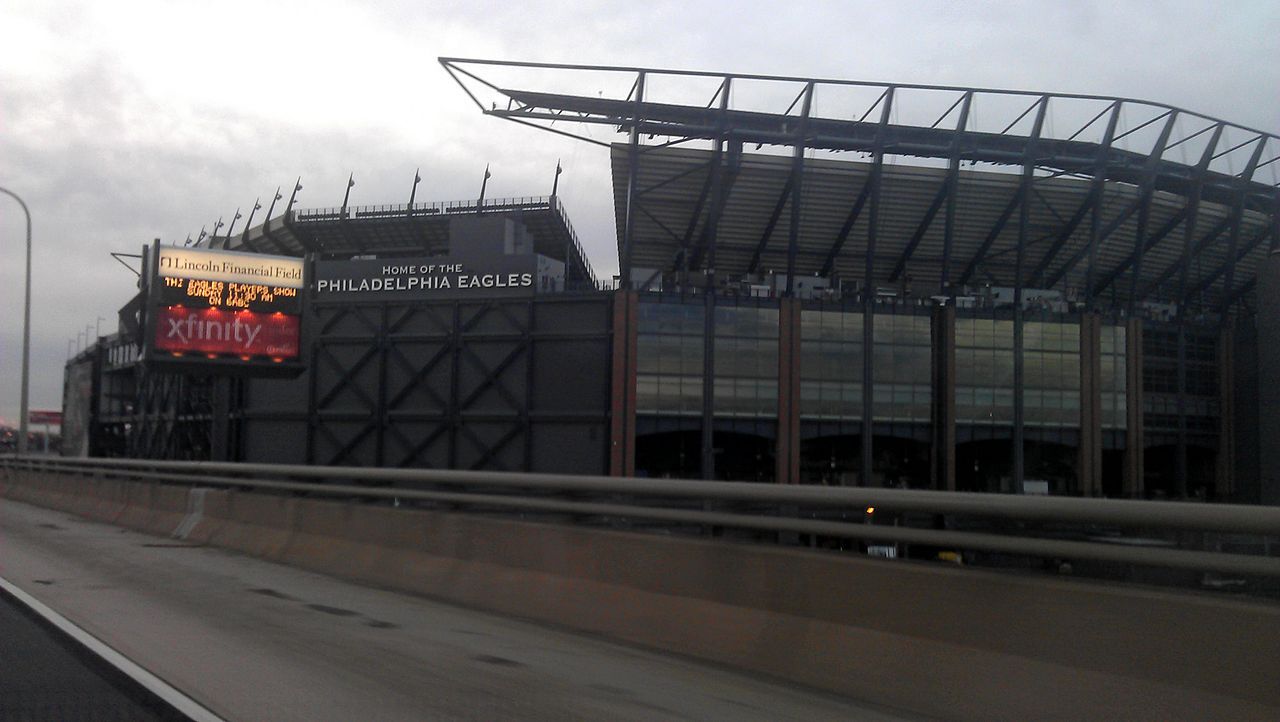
[{"x1": 2, "y1": 0, "x2": 1277, "y2": 424}]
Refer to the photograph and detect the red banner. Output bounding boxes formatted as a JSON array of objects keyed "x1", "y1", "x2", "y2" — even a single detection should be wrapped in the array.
[
  {"x1": 154, "y1": 306, "x2": 300, "y2": 359},
  {"x1": 28, "y1": 410, "x2": 62, "y2": 424}
]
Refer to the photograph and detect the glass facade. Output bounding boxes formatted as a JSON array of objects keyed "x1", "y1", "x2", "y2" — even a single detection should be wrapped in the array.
[
  {"x1": 636, "y1": 300, "x2": 704, "y2": 416},
  {"x1": 798, "y1": 310, "x2": 930, "y2": 422},
  {"x1": 1143, "y1": 327, "x2": 1220, "y2": 436},
  {"x1": 628, "y1": 290, "x2": 1232, "y2": 495},
  {"x1": 636, "y1": 299, "x2": 779, "y2": 418},
  {"x1": 799, "y1": 309, "x2": 863, "y2": 420},
  {"x1": 1099, "y1": 324, "x2": 1127, "y2": 430},
  {"x1": 872, "y1": 313, "x2": 932, "y2": 422},
  {"x1": 955, "y1": 318, "x2": 1015, "y2": 425},
  {"x1": 713, "y1": 305, "x2": 779, "y2": 417},
  {"x1": 1022, "y1": 321, "x2": 1081, "y2": 427}
]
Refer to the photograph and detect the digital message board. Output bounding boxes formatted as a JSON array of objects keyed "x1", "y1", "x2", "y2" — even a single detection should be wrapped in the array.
[
  {"x1": 144, "y1": 243, "x2": 306, "y2": 375},
  {"x1": 157, "y1": 276, "x2": 302, "y2": 314}
]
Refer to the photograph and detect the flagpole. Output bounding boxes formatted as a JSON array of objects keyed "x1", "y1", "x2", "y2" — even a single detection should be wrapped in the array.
[
  {"x1": 409, "y1": 168, "x2": 421, "y2": 211},
  {"x1": 341, "y1": 173, "x2": 355, "y2": 217}
]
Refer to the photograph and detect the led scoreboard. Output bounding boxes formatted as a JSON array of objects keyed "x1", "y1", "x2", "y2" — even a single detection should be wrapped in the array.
[
  {"x1": 158, "y1": 276, "x2": 301, "y2": 314},
  {"x1": 144, "y1": 243, "x2": 307, "y2": 375}
]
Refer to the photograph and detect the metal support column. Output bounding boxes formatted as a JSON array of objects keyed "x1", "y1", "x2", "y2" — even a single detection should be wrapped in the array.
[
  {"x1": 620, "y1": 72, "x2": 646, "y2": 287},
  {"x1": 1176, "y1": 125, "x2": 1221, "y2": 498},
  {"x1": 699, "y1": 82, "x2": 732, "y2": 482},
  {"x1": 931, "y1": 303, "x2": 956, "y2": 490},
  {"x1": 701, "y1": 144, "x2": 727, "y2": 482},
  {"x1": 1220, "y1": 139, "x2": 1269, "y2": 318},
  {"x1": 939, "y1": 93, "x2": 972, "y2": 295},
  {"x1": 609, "y1": 290, "x2": 638, "y2": 476},
  {"x1": 1078, "y1": 314, "x2": 1103, "y2": 496},
  {"x1": 1126, "y1": 112, "x2": 1178, "y2": 314},
  {"x1": 785, "y1": 83, "x2": 813, "y2": 297},
  {"x1": 1123, "y1": 317, "x2": 1145, "y2": 497},
  {"x1": 1086, "y1": 107, "x2": 1124, "y2": 311},
  {"x1": 862, "y1": 87, "x2": 894, "y2": 487},
  {"x1": 1013, "y1": 97, "x2": 1049, "y2": 493},
  {"x1": 776, "y1": 297, "x2": 802, "y2": 484},
  {"x1": 1217, "y1": 322, "x2": 1236, "y2": 498}
]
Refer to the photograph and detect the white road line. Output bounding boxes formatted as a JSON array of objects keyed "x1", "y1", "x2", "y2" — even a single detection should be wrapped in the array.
[{"x1": 0, "y1": 575, "x2": 228, "y2": 722}]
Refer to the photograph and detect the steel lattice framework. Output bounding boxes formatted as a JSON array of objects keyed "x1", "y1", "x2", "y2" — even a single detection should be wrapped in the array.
[{"x1": 441, "y1": 58, "x2": 1280, "y2": 315}]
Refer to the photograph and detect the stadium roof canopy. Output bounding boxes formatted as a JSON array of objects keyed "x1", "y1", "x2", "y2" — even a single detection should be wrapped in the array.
[
  {"x1": 441, "y1": 58, "x2": 1279, "y2": 313},
  {"x1": 205, "y1": 196, "x2": 596, "y2": 284}
]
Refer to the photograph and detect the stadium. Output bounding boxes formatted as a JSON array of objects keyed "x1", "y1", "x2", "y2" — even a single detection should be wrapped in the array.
[{"x1": 64, "y1": 59, "x2": 1280, "y2": 503}]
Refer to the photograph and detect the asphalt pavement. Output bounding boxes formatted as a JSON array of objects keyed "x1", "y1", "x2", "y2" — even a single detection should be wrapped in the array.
[{"x1": 0, "y1": 498, "x2": 916, "y2": 721}]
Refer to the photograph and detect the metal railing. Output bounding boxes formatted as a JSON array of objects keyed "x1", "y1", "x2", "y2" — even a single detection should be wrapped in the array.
[{"x1": 4, "y1": 456, "x2": 1279, "y2": 581}]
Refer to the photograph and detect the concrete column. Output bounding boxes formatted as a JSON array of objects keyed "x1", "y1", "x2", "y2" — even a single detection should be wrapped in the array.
[
  {"x1": 776, "y1": 298, "x2": 802, "y2": 484},
  {"x1": 930, "y1": 304, "x2": 956, "y2": 490},
  {"x1": 1078, "y1": 314, "x2": 1103, "y2": 496},
  {"x1": 609, "y1": 290, "x2": 638, "y2": 477},
  {"x1": 1217, "y1": 320, "x2": 1236, "y2": 498},
  {"x1": 1123, "y1": 317, "x2": 1145, "y2": 497}
]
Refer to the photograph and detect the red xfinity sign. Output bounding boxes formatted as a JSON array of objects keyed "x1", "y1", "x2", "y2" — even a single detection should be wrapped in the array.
[{"x1": 154, "y1": 306, "x2": 301, "y2": 359}]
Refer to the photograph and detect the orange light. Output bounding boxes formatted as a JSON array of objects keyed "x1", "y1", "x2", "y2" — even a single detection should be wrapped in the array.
[
  {"x1": 240, "y1": 355, "x2": 251, "y2": 361},
  {"x1": 170, "y1": 352, "x2": 184, "y2": 358},
  {"x1": 865, "y1": 506, "x2": 875, "y2": 515},
  {"x1": 271, "y1": 357, "x2": 284, "y2": 363},
  {"x1": 206, "y1": 354, "x2": 218, "y2": 359},
  {"x1": 273, "y1": 312, "x2": 284, "y2": 317}
]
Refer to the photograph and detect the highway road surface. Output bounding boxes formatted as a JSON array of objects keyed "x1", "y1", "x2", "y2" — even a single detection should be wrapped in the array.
[{"x1": 0, "y1": 498, "x2": 915, "y2": 721}]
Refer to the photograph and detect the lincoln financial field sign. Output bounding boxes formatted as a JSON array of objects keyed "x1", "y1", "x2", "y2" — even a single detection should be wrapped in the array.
[
  {"x1": 314, "y1": 254, "x2": 537, "y2": 301},
  {"x1": 147, "y1": 244, "x2": 307, "y2": 371}
]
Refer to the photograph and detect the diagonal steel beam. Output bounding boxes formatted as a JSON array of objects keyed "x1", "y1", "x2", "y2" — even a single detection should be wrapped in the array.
[
  {"x1": 1186, "y1": 223, "x2": 1270, "y2": 304},
  {"x1": 1090, "y1": 207, "x2": 1189, "y2": 298},
  {"x1": 1220, "y1": 137, "x2": 1269, "y2": 314},
  {"x1": 1151, "y1": 125, "x2": 1224, "y2": 305},
  {"x1": 956, "y1": 189, "x2": 1023, "y2": 287},
  {"x1": 1139, "y1": 215, "x2": 1231, "y2": 300},
  {"x1": 1043, "y1": 194, "x2": 1139, "y2": 289},
  {"x1": 1124, "y1": 111, "x2": 1180, "y2": 312},
  {"x1": 747, "y1": 175, "x2": 794, "y2": 274},
  {"x1": 688, "y1": 145, "x2": 741, "y2": 271},
  {"x1": 1028, "y1": 184, "x2": 1101, "y2": 286},
  {"x1": 819, "y1": 180, "x2": 871, "y2": 277},
  {"x1": 889, "y1": 182, "x2": 949, "y2": 282},
  {"x1": 679, "y1": 157, "x2": 716, "y2": 271}
]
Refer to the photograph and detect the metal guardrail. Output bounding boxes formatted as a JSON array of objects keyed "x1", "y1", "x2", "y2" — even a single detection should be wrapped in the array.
[{"x1": 4, "y1": 456, "x2": 1279, "y2": 579}]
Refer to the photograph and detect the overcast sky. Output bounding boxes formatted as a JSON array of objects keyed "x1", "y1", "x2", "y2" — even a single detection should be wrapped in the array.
[{"x1": 2, "y1": 0, "x2": 1278, "y2": 426}]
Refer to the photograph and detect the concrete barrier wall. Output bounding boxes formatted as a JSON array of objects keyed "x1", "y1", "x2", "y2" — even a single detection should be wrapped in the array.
[{"x1": 4, "y1": 469, "x2": 1279, "y2": 720}]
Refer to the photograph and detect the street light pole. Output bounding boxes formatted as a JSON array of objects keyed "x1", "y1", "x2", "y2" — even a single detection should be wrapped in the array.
[{"x1": 0, "y1": 187, "x2": 31, "y2": 454}]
